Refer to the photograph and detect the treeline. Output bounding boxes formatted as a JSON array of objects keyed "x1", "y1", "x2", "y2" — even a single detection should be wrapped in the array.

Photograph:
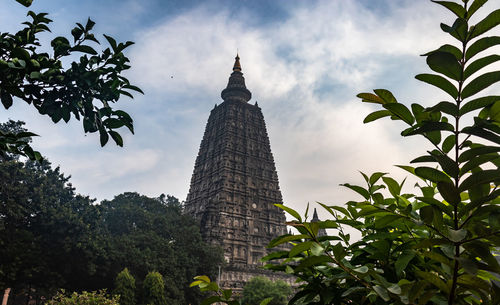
[{"x1": 0, "y1": 121, "x2": 224, "y2": 305}]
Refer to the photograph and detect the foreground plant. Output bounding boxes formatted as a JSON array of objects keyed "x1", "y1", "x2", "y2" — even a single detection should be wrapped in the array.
[
  {"x1": 263, "y1": 0, "x2": 500, "y2": 304},
  {"x1": 190, "y1": 276, "x2": 273, "y2": 305},
  {"x1": 1, "y1": 0, "x2": 143, "y2": 160}
]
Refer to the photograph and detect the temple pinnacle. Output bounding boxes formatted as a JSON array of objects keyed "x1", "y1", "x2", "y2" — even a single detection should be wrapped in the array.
[{"x1": 233, "y1": 53, "x2": 242, "y2": 72}]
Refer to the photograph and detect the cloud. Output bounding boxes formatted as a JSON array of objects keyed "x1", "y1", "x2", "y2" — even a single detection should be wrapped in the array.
[{"x1": 126, "y1": 0, "x2": 451, "y2": 215}]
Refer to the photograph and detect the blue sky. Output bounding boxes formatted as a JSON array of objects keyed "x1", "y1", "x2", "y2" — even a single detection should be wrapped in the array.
[{"x1": 1, "y1": 0, "x2": 500, "y2": 220}]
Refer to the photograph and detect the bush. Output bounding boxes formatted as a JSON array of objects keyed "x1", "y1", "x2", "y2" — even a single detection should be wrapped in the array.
[
  {"x1": 143, "y1": 271, "x2": 167, "y2": 305},
  {"x1": 114, "y1": 268, "x2": 136, "y2": 305},
  {"x1": 44, "y1": 290, "x2": 119, "y2": 305},
  {"x1": 241, "y1": 277, "x2": 292, "y2": 305}
]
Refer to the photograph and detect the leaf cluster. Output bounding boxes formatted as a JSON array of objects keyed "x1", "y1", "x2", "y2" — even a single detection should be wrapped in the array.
[
  {"x1": 1, "y1": 2, "x2": 143, "y2": 159},
  {"x1": 195, "y1": 0, "x2": 500, "y2": 304}
]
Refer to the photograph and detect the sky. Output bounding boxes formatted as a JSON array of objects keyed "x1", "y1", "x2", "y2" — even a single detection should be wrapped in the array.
[{"x1": 1, "y1": 0, "x2": 500, "y2": 222}]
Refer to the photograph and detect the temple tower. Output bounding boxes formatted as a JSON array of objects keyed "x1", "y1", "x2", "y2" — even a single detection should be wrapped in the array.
[{"x1": 185, "y1": 55, "x2": 288, "y2": 289}]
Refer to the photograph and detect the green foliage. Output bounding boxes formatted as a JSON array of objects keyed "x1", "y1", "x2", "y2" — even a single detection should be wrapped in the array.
[
  {"x1": 190, "y1": 276, "x2": 273, "y2": 305},
  {"x1": 113, "y1": 268, "x2": 136, "y2": 305},
  {"x1": 241, "y1": 277, "x2": 292, "y2": 305},
  {"x1": 143, "y1": 271, "x2": 167, "y2": 305},
  {"x1": 259, "y1": 1, "x2": 500, "y2": 304},
  {"x1": 0, "y1": 142, "x2": 100, "y2": 295},
  {"x1": 0, "y1": 133, "x2": 223, "y2": 304},
  {"x1": 44, "y1": 290, "x2": 119, "y2": 305},
  {"x1": 0, "y1": 0, "x2": 143, "y2": 160},
  {"x1": 98, "y1": 192, "x2": 224, "y2": 305}
]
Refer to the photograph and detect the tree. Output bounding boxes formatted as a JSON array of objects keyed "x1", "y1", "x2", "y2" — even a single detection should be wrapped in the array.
[
  {"x1": 95, "y1": 192, "x2": 224, "y2": 305},
  {"x1": 1, "y1": 0, "x2": 143, "y2": 160},
  {"x1": 261, "y1": 1, "x2": 500, "y2": 304},
  {"x1": 142, "y1": 272, "x2": 167, "y2": 305},
  {"x1": 0, "y1": 131, "x2": 101, "y2": 304},
  {"x1": 113, "y1": 268, "x2": 136, "y2": 305},
  {"x1": 241, "y1": 277, "x2": 292, "y2": 305},
  {"x1": 195, "y1": 0, "x2": 500, "y2": 304}
]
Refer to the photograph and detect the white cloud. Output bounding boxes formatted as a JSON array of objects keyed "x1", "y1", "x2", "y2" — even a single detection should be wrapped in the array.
[{"x1": 126, "y1": 0, "x2": 455, "y2": 216}]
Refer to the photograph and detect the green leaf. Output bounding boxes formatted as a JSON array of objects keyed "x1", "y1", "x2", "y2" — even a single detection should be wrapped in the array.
[
  {"x1": 353, "y1": 266, "x2": 369, "y2": 274},
  {"x1": 369, "y1": 172, "x2": 386, "y2": 185},
  {"x1": 417, "y1": 196, "x2": 453, "y2": 216},
  {"x1": 259, "y1": 297, "x2": 273, "y2": 305},
  {"x1": 437, "y1": 182, "x2": 461, "y2": 206},
  {"x1": 15, "y1": 0, "x2": 33, "y2": 7},
  {"x1": 289, "y1": 241, "x2": 313, "y2": 258},
  {"x1": 341, "y1": 287, "x2": 367, "y2": 297},
  {"x1": 0, "y1": 90, "x2": 13, "y2": 109},
  {"x1": 103, "y1": 34, "x2": 118, "y2": 51},
  {"x1": 123, "y1": 84, "x2": 144, "y2": 94},
  {"x1": 464, "y1": 55, "x2": 500, "y2": 80},
  {"x1": 99, "y1": 130, "x2": 109, "y2": 147},
  {"x1": 466, "y1": 36, "x2": 500, "y2": 61},
  {"x1": 375, "y1": 215, "x2": 402, "y2": 229},
  {"x1": 432, "y1": 1, "x2": 466, "y2": 18},
  {"x1": 341, "y1": 183, "x2": 370, "y2": 200},
  {"x1": 411, "y1": 155, "x2": 436, "y2": 163},
  {"x1": 415, "y1": 167, "x2": 452, "y2": 183},
  {"x1": 423, "y1": 44, "x2": 463, "y2": 60},
  {"x1": 415, "y1": 74, "x2": 458, "y2": 99},
  {"x1": 430, "y1": 151, "x2": 459, "y2": 177},
  {"x1": 373, "y1": 285, "x2": 390, "y2": 301},
  {"x1": 469, "y1": 9, "x2": 500, "y2": 39},
  {"x1": 460, "y1": 154, "x2": 499, "y2": 176},
  {"x1": 415, "y1": 270, "x2": 449, "y2": 293},
  {"x1": 491, "y1": 100, "x2": 500, "y2": 121},
  {"x1": 387, "y1": 284, "x2": 402, "y2": 295},
  {"x1": 71, "y1": 45, "x2": 98, "y2": 55},
  {"x1": 463, "y1": 241, "x2": 500, "y2": 272},
  {"x1": 428, "y1": 101, "x2": 459, "y2": 116},
  {"x1": 374, "y1": 89, "x2": 397, "y2": 104},
  {"x1": 395, "y1": 250, "x2": 416, "y2": 276},
  {"x1": 448, "y1": 228, "x2": 467, "y2": 242},
  {"x1": 383, "y1": 103, "x2": 415, "y2": 125},
  {"x1": 201, "y1": 296, "x2": 223, "y2": 305},
  {"x1": 357, "y1": 92, "x2": 385, "y2": 104},
  {"x1": 363, "y1": 110, "x2": 391, "y2": 123},
  {"x1": 426, "y1": 51, "x2": 462, "y2": 80},
  {"x1": 441, "y1": 18, "x2": 468, "y2": 42},
  {"x1": 467, "y1": 0, "x2": 488, "y2": 20},
  {"x1": 109, "y1": 130, "x2": 123, "y2": 147},
  {"x1": 420, "y1": 206, "x2": 434, "y2": 224},
  {"x1": 267, "y1": 234, "x2": 308, "y2": 248},
  {"x1": 461, "y1": 71, "x2": 500, "y2": 99},
  {"x1": 275, "y1": 204, "x2": 302, "y2": 222},
  {"x1": 295, "y1": 255, "x2": 332, "y2": 271},
  {"x1": 105, "y1": 118, "x2": 125, "y2": 129},
  {"x1": 382, "y1": 176, "x2": 401, "y2": 197},
  {"x1": 459, "y1": 169, "x2": 500, "y2": 191},
  {"x1": 458, "y1": 145, "x2": 500, "y2": 162},
  {"x1": 442, "y1": 134, "x2": 456, "y2": 153},
  {"x1": 462, "y1": 126, "x2": 500, "y2": 145}
]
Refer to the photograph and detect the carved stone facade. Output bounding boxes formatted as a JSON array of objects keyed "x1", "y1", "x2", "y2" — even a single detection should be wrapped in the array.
[{"x1": 185, "y1": 55, "x2": 290, "y2": 289}]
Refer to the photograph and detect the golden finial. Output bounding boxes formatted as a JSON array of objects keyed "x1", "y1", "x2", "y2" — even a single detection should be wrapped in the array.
[{"x1": 233, "y1": 52, "x2": 241, "y2": 72}]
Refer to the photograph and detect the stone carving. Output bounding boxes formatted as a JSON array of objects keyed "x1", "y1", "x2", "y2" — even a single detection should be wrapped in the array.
[{"x1": 185, "y1": 55, "x2": 292, "y2": 290}]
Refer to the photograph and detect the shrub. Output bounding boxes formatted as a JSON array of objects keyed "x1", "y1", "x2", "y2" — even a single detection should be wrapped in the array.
[
  {"x1": 143, "y1": 271, "x2": 167, "y2": 305},
  {"x1": 114, "y1": 268, "x2": 136, "y2": 305},
  {"x1": 44, "y1": 290, "x2": 119, "y2": 305}
]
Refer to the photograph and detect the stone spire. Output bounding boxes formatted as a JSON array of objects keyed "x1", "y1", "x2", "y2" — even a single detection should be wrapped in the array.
[
  {"x1": 311, "y1": 208, "x2": 327, "y2": 237},
  {"x1": 185, "y1": 55, "x2": 291, "y2": 290},
  {"x1": 221, "y1": 54, "x2": 252, "y2": 103}
]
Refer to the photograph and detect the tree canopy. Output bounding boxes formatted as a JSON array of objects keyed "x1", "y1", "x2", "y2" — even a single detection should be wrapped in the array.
[
  {"x1": 1, "y1": 0, "x2": 142, "y2": 160},
  {"x1": 0, "y1": 122, "x2": 223, "y2": 304}
]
